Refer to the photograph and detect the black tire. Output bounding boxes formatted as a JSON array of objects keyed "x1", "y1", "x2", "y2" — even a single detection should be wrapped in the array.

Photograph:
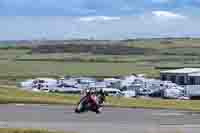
[
  {"x1": 95, "y1": 106, "x2": 103, "y2": 114},
  {"x1": 75, "y1": 100, "x2": 87, "y2": 113},
  {"x1": 74, "y1": 108, "x2": 81, "y2": 113}
]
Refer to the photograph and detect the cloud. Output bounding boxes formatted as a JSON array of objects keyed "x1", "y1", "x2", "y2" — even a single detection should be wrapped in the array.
[
  {"x1": 120, "y1": 5, "x2": 133, "y2": 11},
  {"x1": 0, "y1": 16, "x2": 200, "y2": 40},
  {"x1": 0, "y1": 1, "x2": 200, "y2": 39},
  {"x1": 152, "y1": 0, "x2": 172, "y2": 3},
  {"x1": 0, "y1": 0, "x2": 199, "y2": 16},
  {"x1": 79, "y1": 16, "x2": 121, "y2": 22},
  {"x1": 152, "y1": 11, "x2": 186, "y2": 19}
]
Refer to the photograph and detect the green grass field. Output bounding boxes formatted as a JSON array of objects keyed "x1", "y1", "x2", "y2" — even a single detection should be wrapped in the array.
[
  {"x1": 0, "y1": 85, "x2": 79, "y2": 104},
  {"x1": 0, "y1": 128, "x2": 69, "y2": 133},
  {"x1": 0, "y1": 38, "x2": 200, "y2": 84},
  {"x1": 0, "y1": 128, "x2": 182, "y2": 133}
]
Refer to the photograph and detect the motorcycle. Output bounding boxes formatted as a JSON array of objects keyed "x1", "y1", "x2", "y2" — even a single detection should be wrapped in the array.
[{"x1": 75, "y1": 92, "x2": 105, "y2": 114}]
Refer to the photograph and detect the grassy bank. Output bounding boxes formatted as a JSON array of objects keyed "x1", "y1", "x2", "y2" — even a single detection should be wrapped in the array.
[
  {"x1": 107, "y1": 97, "x2": 200, "y2": 111},
  {"x1": 2, "y1": 86, "x2": 200, "y2": 111},
  {"x1": 0, "y1": 86, "x2": 79, "y2": 105},
  {"x1": 0, "y1": 128, "x2": 69, "y2": 133},
  {"x1": 1, "y1": 39, "x2": 200, "y2": 82}
]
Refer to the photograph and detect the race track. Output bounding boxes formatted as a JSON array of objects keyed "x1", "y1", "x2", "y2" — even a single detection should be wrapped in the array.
[{"x1": 1, "y1": 104, "x2": 200, "y2": 133}]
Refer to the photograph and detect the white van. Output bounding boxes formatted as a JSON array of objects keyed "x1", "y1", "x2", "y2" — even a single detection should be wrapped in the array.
[
  {"x1": 102, "y1": 88, "x2": 121, "y2": 96},
  {"x1": 20, "y1": 78, "x2": 58, "y2": 91}
]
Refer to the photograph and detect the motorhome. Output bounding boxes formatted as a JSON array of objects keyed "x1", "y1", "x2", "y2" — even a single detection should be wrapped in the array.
[
  {"x1": 122, "y1": 90, "x2": 136, "y2": 98},
  {"x1": 20, "y1": 78, "x2": 58, "y2": 91},
  {"x1": 102, "y1": 88, "x2": 121, "y2": 96}
]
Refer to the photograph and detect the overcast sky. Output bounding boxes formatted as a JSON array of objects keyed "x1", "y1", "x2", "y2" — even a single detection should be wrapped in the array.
[{"x1": 0, "y1": 0, "x2": 200, "y2": 40}]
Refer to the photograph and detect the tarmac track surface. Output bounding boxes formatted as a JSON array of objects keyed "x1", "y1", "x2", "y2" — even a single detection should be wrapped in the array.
[{"x1": 1, "y1": 105, "x2": 200, "y2": 133}]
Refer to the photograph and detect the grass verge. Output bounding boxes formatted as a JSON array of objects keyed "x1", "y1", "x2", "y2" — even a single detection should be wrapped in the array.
[
  {"x1": 106, "y1": 97, "x2": 200, "y2": 111},
  {"x1": 0, "y1": 86, "x2": 79, "y2": 105},
  {"x1": 2, "y1": 86, "x2": 200, "y2": 111},
  {"x1": 0, "y1": 128, "x2": 71, "y2": 133}
]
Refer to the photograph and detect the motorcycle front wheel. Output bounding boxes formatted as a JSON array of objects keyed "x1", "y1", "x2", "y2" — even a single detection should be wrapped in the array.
[{"x1": 75, "y1": 101, "x2": 88, "y2": 113}]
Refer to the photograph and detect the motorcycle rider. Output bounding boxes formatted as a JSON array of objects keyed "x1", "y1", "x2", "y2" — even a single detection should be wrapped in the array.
[
  {"x1": 77, "y1": 88, "x2": 103, "y2": 114},
  {"x1": 96, "y1": 89, "x2": 106, "y2": 105}
]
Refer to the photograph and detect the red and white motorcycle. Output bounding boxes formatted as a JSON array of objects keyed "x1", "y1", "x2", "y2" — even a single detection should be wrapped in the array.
[{"x1": 75, "y1": 90, "x2": 106, "y2": 114}]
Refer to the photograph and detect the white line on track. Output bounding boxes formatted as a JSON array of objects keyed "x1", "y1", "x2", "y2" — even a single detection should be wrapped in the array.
[
  {"x1": 153, "y1": 112, "x2": 185, "y2": 116},
  {"x1": 160, "y1": 125, "x2": 200, "y2": 128},
  {"x1": 15, "y1": 104, "x2": 25, "y2": 106}
]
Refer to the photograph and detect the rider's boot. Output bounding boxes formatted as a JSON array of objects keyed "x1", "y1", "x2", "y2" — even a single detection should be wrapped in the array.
[{"x1": 96, "y1": 107, "x2": 103, "y2": 114}]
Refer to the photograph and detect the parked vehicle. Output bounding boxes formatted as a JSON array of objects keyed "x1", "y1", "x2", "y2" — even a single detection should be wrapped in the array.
[
  {"x1": 20, "y1": 78, "x2": 58, "y2": 91},
  {"x1": 53, "y1": 85, "x2": 82, "y2": 94},
  {"x1": 122, "y1": 90, "x2": 137, "y2": 98},
  {"x1": 102, "y1": 88, "x2": 121, "y2": 96},
  {"x1": 163, "y1": 87, "x2": 184, "y2": 99}
]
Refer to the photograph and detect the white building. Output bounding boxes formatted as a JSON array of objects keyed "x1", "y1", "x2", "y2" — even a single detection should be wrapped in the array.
[{"x1": 160, "y1": 68, "x2": 200, "y2": 85}]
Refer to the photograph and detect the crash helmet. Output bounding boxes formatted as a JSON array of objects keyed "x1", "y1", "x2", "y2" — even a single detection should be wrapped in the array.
[
  {"x1": 86, "y1": 88, "x2": 90, "y2": 93},
  {"x1": 90, "y1": 88, "x2": 96, "y2": 93},
  {"x1": 85, "y1": 88, "x2": 90, "y2": 95}
]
